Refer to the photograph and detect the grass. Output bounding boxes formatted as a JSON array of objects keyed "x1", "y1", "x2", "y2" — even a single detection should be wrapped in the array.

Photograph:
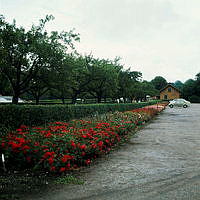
[
  {"x1": 54, "y1": 175, "x2": 84, "y2": 185},
  {"x1": 0, "y1": 170, "x2": 85, "y2": 200}
]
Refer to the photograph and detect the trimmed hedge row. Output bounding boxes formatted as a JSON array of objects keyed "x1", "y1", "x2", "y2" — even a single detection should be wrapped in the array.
[{"x1": 0, "y1": 101, "x2": 158, "y2": 133}]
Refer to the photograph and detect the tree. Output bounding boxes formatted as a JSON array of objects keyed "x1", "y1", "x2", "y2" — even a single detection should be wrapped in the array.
[
  {"x1": 151, "y1": 76, "x2": 167, "y2": 90},
  {"x1": 67, "y1": 54, "x2": 97, "y2": 104},
  {"x1": 0, "y1": 15, "x2": 79, "y2": 104},
  {"x1": 131, "y1": 82, "x2": 145, "y2": 102},
  {"x1": 0, "y1": 70, "x2": 13, "y2": 95},
  {"x1": 131, "y1": 81, "x2": 158, "y2": 102},
  {"x1": 118, "y1": 69, "x2": 142, "y2": 102},
  {"x1": 194, "y1": 72, "x2": 200, "y2": 97},
  {"x1": 49, "y1": 54, "x2": 76, "y2": 104},
  {"x1": 174, "y1": 80, "x2": 184, "y2": 91},
  {"x1": 182, "y1": 79, "x2": 196, "y2": 100},
  {"x1": 141, "y1": 81, "x2": 159, "y2": 98},
  {"x1": 87, "y1": 58, "x2": 121, "y2": 103},
  {"x1": 28, "y1": 68, "x2": 50, "y2": 104}
]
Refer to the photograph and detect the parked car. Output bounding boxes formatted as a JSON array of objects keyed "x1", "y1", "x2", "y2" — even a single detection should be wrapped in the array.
[
  {"x1": 0, "y1": 97, "x2": 10, "y2": 103},
  {"x1": 0, "y1": 96, "x2": 25, "y2": 103},
  {"x1": 169, "y1": 98, "x2": 191, "y2": 108}
]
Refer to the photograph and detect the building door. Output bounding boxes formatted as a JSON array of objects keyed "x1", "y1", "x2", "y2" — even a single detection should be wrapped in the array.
[{"x1": 164, "y1": 95, "x2": 168, "y2": 100}]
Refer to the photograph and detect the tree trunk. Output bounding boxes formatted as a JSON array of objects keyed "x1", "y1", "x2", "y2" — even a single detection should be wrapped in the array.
[
  {"x1": 71, "y1": 94, "x2": 77, "y2": 104},
  {"x1": 35, "y1": 96, "x2": 40, "y2": 105},
  {"x1": 12, "y1": 91, "x2": 20, "y2": 104},
  {"x1": 97, "y1": 95, "x2": 102, "y2": 103},
  {"x1": 61, "y1": 97, "x2": 65, "y2": 104}
]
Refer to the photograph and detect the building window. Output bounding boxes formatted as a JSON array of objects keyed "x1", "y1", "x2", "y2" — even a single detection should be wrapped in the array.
[
  {"x1": 168, "y1": 87, "x2": 172, "y2": 92},
  {"x1": 164, "y1": 95, "x2": 168, "y2": 100}
]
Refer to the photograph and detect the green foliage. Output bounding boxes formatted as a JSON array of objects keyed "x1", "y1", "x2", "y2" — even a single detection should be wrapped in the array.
[
  {"x1": 174, "y1": 80, "x2": 184, "y2": 90},
  {"x1": 151, "y1": 76, "x2": 168, "y2": 90},
  {"x1": 87, "y1": 57, "x2": 121, "y2": 103},
  {"x1": 188, "y1": 95, "x2": 200, "y2": 103},
  {"x1": 182, "y1": 79, "x2": 196, "y2": 100},
  {"x1": 0, "y1": 14, "x2": 79, "y2": 104},
  {"x1": 117, "y1": 69, "x2": 142, "y2": 101},
  {"x1": 55, "y1": 176, "x2": 84, "y2": 185},
  {"x1": 0, "y1": 102, "x2": 158, "y2": 132},
  {"x1": 0, "y1": 106, "x2": 164, "y2": 173}
]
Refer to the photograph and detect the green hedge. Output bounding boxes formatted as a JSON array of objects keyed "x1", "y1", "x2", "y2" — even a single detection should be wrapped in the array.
[
  {"x1": 0, "y1": 101, "x2": 158, "y2": 134},
  {"x1": 188, "y1": 95, "x2": 200, "y2": 103}
]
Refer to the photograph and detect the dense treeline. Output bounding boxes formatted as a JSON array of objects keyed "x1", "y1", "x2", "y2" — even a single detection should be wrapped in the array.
[
  {"x1": 0, "y1": 15, "x2": 199, "y2": 104},
  {"x1": 174, "y1": 73, "x2": 200, "y2": 103},
  {"x1": 0, "y1": 15, "x2": 160, "y2": 104}
]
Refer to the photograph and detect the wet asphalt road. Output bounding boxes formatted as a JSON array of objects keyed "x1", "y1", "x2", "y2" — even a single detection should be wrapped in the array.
[{"x1": 26, "y1": 104, "x2": 200, "y2": 200}]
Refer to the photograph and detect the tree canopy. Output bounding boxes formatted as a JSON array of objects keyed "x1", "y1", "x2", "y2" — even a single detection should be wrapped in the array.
[
  {"x1": 1, "y1": 14, "x2": 199, "y2": 104},
  {"x1": 151, "y1": 76, "x2": 167, "y2": 91},
  {"x1": 0, "y1": 15, "x2": 79, "y2": 103}
]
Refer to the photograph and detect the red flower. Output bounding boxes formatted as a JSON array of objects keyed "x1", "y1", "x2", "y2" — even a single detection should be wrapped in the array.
[
  {"x1": 45, "y1": 131, "x2": 52, "y2": 138},
  {"x1": 51, "y1": 166, "x2": 56, "y2": 171},
  {"x1": 60, "y1": 167, "x2": 65, "y2": 172},
  {"x1": 105, "y1": 139, "x2": 109, "y2": 144},
  {"x1": 34, "y1": 142, "x2": 40, "y2": 146},
  {"x1": 85, "y1": 159, "x2": 91, "y2": 165},
  {"x1": 61, "y1": 155, "x2": 71, "y2": 163},
  {"x1": 1, "y1": 142, "x2": 5, "y2": 148},
  {"x1": 20, "y1": 125, "x2": 28, "y2": 131},
  {"x1": 66, "y1": 162, "x2": 70, "y2": 169},
  {"x1": 48, "y1": 157, "x2": 54, "y2": 165},
  {"x1": 22, "y1": 145, "x2": 30, "y2": 150},
  {"x1": 80, "y1": 144, "x2": 86, "y2": 150},
  {"x1": 43, "y1": 151, "x2": 55, "y2": 159},
  {"x1": 71, "y1": 141, "x2": 76, "y2": 148},
  {"x1": 15, "y1": 137, "x2": 25, "y2": 144},
  {"x1": 91, "y1": 143, "x2": 97, "y2": 149},
  {"x1": 9, "y1": 141, "x2": 21, "y2": 151},
  {"x1": 16, "y1": 128, "x2": 22, "y2": 132},
  {"x1": 97, "y1": 141, "x2": 103, "y2": 147}
]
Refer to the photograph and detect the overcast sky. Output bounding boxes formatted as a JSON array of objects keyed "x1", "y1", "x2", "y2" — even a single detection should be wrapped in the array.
[{"x1": 1, "y1": 0, "x2": 200, "y2": 83}]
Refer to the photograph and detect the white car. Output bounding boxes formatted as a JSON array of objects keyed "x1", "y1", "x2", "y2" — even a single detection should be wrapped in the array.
[
  {"x1": 169, "y1": 98, "x2": 191, "y2": 108},
  {"x1": 0, "y1": 97, "x2": 10, "y2": 103},
  {"x1": 0, "y1": 96, "x2": 25, "y2": 103}
]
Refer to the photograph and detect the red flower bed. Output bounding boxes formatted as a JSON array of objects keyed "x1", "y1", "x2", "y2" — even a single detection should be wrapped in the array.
[{"x1": 0, "y1": 106, "x2": 165, "y2": 173}]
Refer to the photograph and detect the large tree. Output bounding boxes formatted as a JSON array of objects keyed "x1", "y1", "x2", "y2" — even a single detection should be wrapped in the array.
[
  {"x1": 174, "y1": 80, "x2": 184, "y2": 91},
  {"x1": 0, "y1": 70, "x2": 13, "y2": 95},
  {"x1": 67, "y1": 54, "x2": 97, "y2": 104},
  {"x1": 151, "y1": 76, "x2": 167, "y2": 90},
  {"x1": 182, "y1": 79, "x2": 196, "y2": 100},
  {"x1": 0, "y1": 15, "x2": 79, "y2": 103},
  {"x1": 194, "y1": 72, "x2": 200, "y2": 97},
  {"x1": 87, "y1": 57, "x2": 121, "y2": 103},
  {"x1": 118, "y1": 69, "x2": 142, "y2": 102},
  {"x1": 131, "y1": 81, "x2": 158, "y2": 102}
]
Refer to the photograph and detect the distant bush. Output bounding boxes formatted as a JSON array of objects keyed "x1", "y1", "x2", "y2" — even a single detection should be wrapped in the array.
[
  {"x1": 0, "y1": 102, "x2": 159, "y2": 134},
  {"x1": 188, "y1": 95, "x2": 200, "y2": 103}
]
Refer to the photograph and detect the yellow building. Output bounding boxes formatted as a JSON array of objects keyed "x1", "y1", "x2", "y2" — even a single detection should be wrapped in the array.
[{"x1": 160, "y1": 84, "x2": 181, "y2": 100}]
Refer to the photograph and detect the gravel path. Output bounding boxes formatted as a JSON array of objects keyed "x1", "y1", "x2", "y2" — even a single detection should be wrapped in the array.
[{"x1": 24, "y1": 104, "x2": 200, "y2": 200}]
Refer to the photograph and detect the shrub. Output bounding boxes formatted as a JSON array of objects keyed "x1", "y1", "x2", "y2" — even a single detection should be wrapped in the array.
[
  {"x1": 188, "y1": 95, "x2": 200, "y2": 103},
  {"x1": 0, "y1": 102, "x2": 159, "y2": 133},
  {"x1": 0, "y1": 106, "x2": 165, "y2": 173}
]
